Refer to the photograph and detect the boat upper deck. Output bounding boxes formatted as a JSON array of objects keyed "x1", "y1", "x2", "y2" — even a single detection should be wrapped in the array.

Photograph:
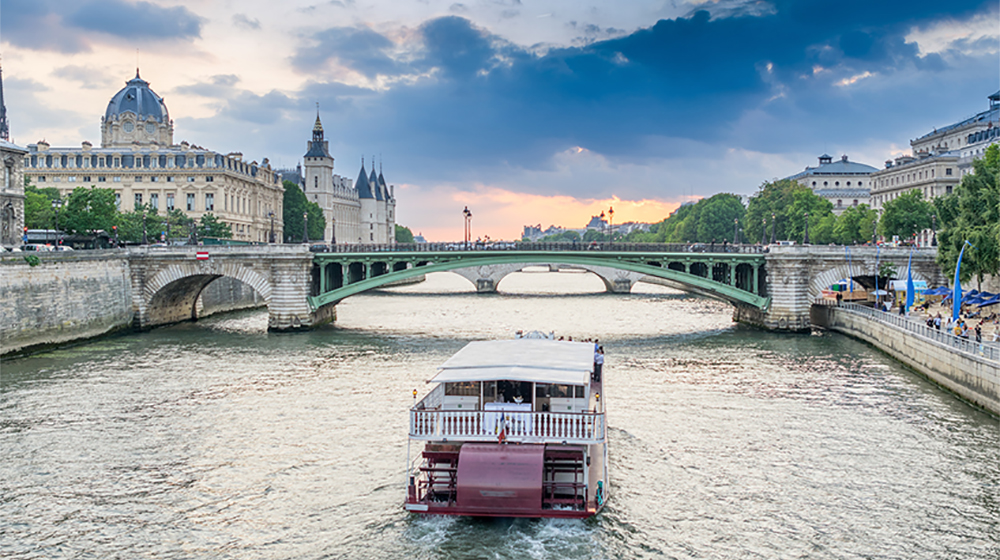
[{"x1": 410, "y1": 339, "x2": 605, "y2": 444}]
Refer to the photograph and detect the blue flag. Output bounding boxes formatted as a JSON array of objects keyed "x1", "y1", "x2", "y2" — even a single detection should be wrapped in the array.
[
  {"x1": 953, "y1": 242, "x2": 970, "y2": 321},
  {"x1": 905, "y1": 247, "x2": 914, "y2": 313}
]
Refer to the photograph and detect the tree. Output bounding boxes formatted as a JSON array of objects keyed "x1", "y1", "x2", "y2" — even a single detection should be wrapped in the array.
[
  {"x1": 282, "y1": 180, "x2": 326, "y2": 242},
  {"x1": 878, "y1": 190, "x2": 933, "y2": 241},
  {"x1": 936, "y1": 143, "x2": 1000, "y2": 284},
  {"x1": 23, "y1": 184, "x2": 61, "y2": 229},
  {"x1": 395, "y1": 224, "x2": 414, "y2": 243},
  {"x1": 833, "y1": 204, "x2": 879, "y2": 245},
  {"x1": 61, "y1": 187, "x2": 118, "y2": 236},
  {"x1": 198, "y1": 213, "x2": 233, "y2": 239},
  {"x1": 695, "y1": 193, "x2": 746, "y2": 243},
  {"x1": 745, "y1": 179, "x2": 835, "y2": 244}
]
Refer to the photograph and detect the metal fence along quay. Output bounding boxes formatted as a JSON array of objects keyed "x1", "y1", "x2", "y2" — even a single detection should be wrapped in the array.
[
  {"x1": 825, "y1": 301, "x2": 1000, "y2": 363},
  {"x1": 312, "y1": 242, "x2": 770, "y2": 254}
]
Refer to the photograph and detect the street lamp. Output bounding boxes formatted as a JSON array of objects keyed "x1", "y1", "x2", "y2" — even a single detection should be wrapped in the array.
[
  {"x1": 803, "y1": 212, "x2": 810, "y2": 245},
  {"x1": 142, "y1": 211, "x2": 148, "y2": 245},
  {"x1": 733, "y1": 218, "x2": 739, "y2": 245},
  {"x1": 331, "y1": 216, "x2": 337, "y2": 246},
  {"x1": 268, "y1": 211, "x2": 275, "y2": 244},
  {"x1": 165, "y1": 212, "x2": 170, "y2": 245},
  {"x1": 872, "y1": 219, "x2": 877, "y2": 246},
  {"x1": 51, "y1": 199, "x2": 62, "y2": 246},
  {"x1": 302, "y1": 212, "x2": 309, "y2": 244},
  {"x1": 931, "y1": 214, "x2": 937, "y2": 247},
  {"x1": 462, "y1": 206, "x2": 472, "y2": 249},
  {"x1": 770, "y1": 212, "x2": 776, "y2": 244},
  {"x1": 761, "y1": 218, "x2": 767, "y2": 245},
  {"x1": 607, "y1": 206, "x2": 615, "y2": 246}
]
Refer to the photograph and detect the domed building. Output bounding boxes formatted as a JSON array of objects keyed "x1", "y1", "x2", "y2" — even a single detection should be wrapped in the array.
[{"x1": 22, "y1": 70, "x2": 284, "y2": 243}]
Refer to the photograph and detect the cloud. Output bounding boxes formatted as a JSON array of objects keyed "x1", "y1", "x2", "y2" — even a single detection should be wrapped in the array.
[
  {"x1": 173, "y1": 74, "x2": 242, "y2": 98},
  {"x1": 232, "y1": 13, "x2": 262, "y2": 31},
  {"x1": 1, "y1": 0, "x2": 203, "y2": 52},
  {"x1": 51, "y1": 65, "x2": 117, "y2": 90},
  {"x1": 292, "y1": 26, "x2": 405, "y2": 78}
]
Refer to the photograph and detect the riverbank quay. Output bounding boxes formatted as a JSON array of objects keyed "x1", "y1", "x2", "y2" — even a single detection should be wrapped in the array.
[
  {"x1": 812, "y1": 301, "x2": 999, "y2": 415},
  {"x1": 1, "y1": 249, "x2": 266, "y2": 357}
]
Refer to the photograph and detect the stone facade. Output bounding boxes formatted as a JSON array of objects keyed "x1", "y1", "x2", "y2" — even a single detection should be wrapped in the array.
[
  {"x1": 21, "y1": 71, "x2": 284, "y2": 243},
  {"x1": 1, "y1": 139, "x2": 27, "y2": 246},
  {"x1": 786, "y1": 154, "x2": 876, "y2": 215},
  {"x1": 290, "y1": 113, "x2": 396, "y2": 244}
]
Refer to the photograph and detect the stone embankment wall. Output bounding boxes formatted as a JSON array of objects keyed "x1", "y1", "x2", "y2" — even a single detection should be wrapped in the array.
[
  {"x1": 2, "y1": 252, "x2": 267, "y2": 356},
  {"x1": 812, "y1": 304, "x2": 999, "y2": 415},
  {"x1": 1, "y1": 251, "x2": 133, "y2": 356}
]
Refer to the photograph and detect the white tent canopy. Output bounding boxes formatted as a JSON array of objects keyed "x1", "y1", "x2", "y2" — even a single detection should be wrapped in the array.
[{"x1": 428, "y1": 339, "x2": 594, "y2": 386}]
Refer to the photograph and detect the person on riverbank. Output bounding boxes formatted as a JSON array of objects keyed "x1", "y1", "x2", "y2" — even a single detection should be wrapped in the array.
[
  {"x1": 594, "y1": 346, "x2": 604, "y2": 383},
  {"x1": 975, "y1": 324, "x2": 982, "y2": 343},
  {"x1": 934, "y1": 314, "x2": 942, "y2": 330}
]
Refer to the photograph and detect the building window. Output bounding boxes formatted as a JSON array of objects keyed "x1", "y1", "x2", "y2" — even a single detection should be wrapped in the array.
[
  {"x1": 835, "y1": 181, "x2": 839, "y2": 186},
  {"x1": 945, "y1": 168, "x2": 952, "y2": 176},
  {"x1": 113, "y1": 176, "x2": 122, "y2": 182},
  {"x1": 53, "y1": 177, "x2": 61, "y2": 182},
  {"x1": 823, "y1": 181, "x2": 828, "y2": 186},
  {"x1": 68, "y1": 176, "x2": 77, "y2": 182},
  {"x1": 167, "y1": 193, "x2": 175, "y2": 210},
  {"x1": 946, "y1": 186, "x2": 953, "y2": 195},
  {"x1": 187, "y1": 193, "x2": 195, "y2": 211},
  {"x1": 151, "y1": 176, "x2": 159, "y2": 182},
  {"x1": 206, "y1": 176, "x2": 214, "y2": 182},
  {"x1": 82, "y1": 176, "x2": 91, "y2": 182},
  {"x1": 135, "y1": 193, "x2": 143, "y2": 208},
  {"x1": 98, "y1": 176, "x2": 106, "y2": 182},
  {"x1": 113, "y1": 157, "x2": 120, "y2": 167},
  {"x1": 115, "y1": 193, "x2": 121, "y2": 208},
  {"x1": 167, "y1": 177, "x2": 174, "y2": 182},
  {"x1": 205, "y1": 193, "x2": 214, "y2": 211},
  {"x1": 187, "y1": 177, "x2": 195, "y2": 182},
  {"x1": 846, "y1": 181, "x2": 851, "y2": 186},
  {"x1": 135, "y1": 176, "x2": 142, "y2": 182},
  {"x1": 837, "y1": 200, "x2": 842, "y2": 207},
  {"x1": 853, "y1": 200, "x2": 858, "y2": 206},
  {"x1": 37, "y1": 176, "x2": 45, "y2": 182},
  {"x1": 150, "y1": 193, "x2": 159, "y2": 210},
  {"x1": 812, "y1": 181, "x2": 816, "y2": 186}
]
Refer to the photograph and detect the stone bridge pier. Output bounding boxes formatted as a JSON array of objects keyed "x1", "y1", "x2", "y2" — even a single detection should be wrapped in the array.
[
  {"x1": 129, "y1": 245, "x2": 331, "y2": 331},
  {"x1": 735, "y1": 246, "x2": 948, "y2": 332},
  {"x1": 450, "y1": 263, "x2": 644, "y2": 293}
]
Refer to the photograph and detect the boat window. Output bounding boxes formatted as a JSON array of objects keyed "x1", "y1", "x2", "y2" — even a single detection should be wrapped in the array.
[
  {"x1": 483, "y1": 381, "x2": 496, "y2": 400},
  {"x1": 536, "y1": 384, "x2": 583, "y2": 398},
  {"x1": 444, "y1": 382, "x2": 480, "y2": 396}
]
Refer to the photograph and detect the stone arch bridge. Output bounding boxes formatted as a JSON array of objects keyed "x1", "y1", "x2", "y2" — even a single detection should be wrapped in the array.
[{"x1": 128, "y1": 244, "x2": 944, "y2": 333}]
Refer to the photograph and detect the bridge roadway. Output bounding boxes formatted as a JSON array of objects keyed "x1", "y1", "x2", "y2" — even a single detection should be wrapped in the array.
[{"x1": 127, "y1": 243, "x2": 945, "y2": 333}]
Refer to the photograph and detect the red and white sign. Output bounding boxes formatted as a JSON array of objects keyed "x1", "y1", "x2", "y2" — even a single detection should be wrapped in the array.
[{"x1": 195, "y1": 251, "x2": 209, "y2": 260}]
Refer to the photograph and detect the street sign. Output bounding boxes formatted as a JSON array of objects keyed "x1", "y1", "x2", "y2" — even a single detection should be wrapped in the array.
[{"x1": 196, "y1": 251, "x2": 209, "y2": 260}]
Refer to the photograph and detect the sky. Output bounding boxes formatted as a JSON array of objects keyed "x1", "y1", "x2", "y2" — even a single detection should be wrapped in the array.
[{"x1": 2, "y1": 0, "x2": 998, "y2": 241}]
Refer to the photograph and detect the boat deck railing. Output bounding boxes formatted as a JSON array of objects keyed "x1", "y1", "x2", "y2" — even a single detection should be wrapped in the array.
[{"x1": 409, "y1": 409, "x2": 606, "y2": 444}]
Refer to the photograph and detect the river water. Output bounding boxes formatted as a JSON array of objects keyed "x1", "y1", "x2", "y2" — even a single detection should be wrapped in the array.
[{"x1": 2, "y1": 271, "x2": 997, "y2": 559}]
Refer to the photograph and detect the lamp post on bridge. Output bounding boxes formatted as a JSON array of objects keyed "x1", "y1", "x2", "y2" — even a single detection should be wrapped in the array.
[
  {"x1": 607, "y1": 206, "x2": 614, "y2": 247},
  {"x1": 803, "y1": 212, "x2": 810, "y2": 245},
  {"x1": 142, "y1": 210, "x2": 148, "y2": 245},
  {"x1": 462, "y1": 206, "x2": 472, "y2": 249},
  {"x1": 770, "y1": 212, "x2": 776, "y2": 245},
  {"x1": 931, "y1": 214, "x2": 936, "y2": 247},
  {"x1": 51, "y1": 199, "x2": 63, "y2": 246},
  {"x1": 761, "y1": 218, "x2": 767, "y2": 245},
  {"x1": 733, "y1": 218, "x2": 739, "y2": 245},
  {"x1": 268, "y1": 211, "x2": 275, "y2": 244},
  {"x1": 302, "y1": 212, "x2": 309, "y2": 244},
  {"x1": 872, "y1": 219, "x2": 877, "y2": 246}
]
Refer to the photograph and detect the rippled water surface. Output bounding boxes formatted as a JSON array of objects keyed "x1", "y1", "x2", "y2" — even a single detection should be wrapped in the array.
[{"x1": 2, "y1": 272, "x2": 998, "y2": 559}]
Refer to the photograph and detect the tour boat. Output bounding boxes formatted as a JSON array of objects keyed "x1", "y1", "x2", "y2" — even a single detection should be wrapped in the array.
[{"x1": 405, "y1": 332, "x2": 608, "y2": 518}]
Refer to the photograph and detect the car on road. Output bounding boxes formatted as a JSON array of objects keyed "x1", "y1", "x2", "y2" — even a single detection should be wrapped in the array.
[{"x1": 20, "y1": 244, "x2": 55, "y2": 252}]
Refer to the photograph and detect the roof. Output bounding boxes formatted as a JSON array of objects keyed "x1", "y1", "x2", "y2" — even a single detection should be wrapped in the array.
[
  {"x1": 0, "y1": 139, "x2": 28, "y2": 153},
  {"x1": 355, "y1": 163, "x2": 374, "y2": 198},
  {"x1": 304, "y1": 140, "x2": 331, "y2": 159},
  {"x1": 914, "y1": 94, "x2": 1000, "y2": 141},
  {"x1": 370, "y1": 168, "x2": 383, "y2": 201},
  {"x1": 429, "y1": 339, "x2": 595, "y2": 386},
  {"x1": 104, "y1": 70, "x2": 168, "y2": 123},
  {"x1": 786, "y1": 158, "x2": 878, "y2": 180}
]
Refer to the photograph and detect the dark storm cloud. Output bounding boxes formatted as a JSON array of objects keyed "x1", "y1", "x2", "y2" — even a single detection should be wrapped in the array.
[
  {"x1": 1, "y1": 0, "x2": 202, "y2": 52},
  {"x1": 66, "y1": 0, "x2": 203, "y2": 39},
  {"x1": 292, "y1": 27, "x2": 404, "y2": 78}
]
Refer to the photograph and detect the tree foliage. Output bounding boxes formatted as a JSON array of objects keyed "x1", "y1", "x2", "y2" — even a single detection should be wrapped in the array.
[
  {"x1": 23, "y1": 186, "x2": 60, "y2": 229},
  {"x1": 936, "y1": 144, "x2": 1000, "y2": 283},
  {"x1": 878, "y1": 189, "x2": 933, "y2": 241},
  {"x1": 395, "y1": 224, "x2": 414, "y2": 243},
  {"x1": 745, "y1": 179, "x2": 835, "y2": 244},
  {"x1": 61, "y1": 187, "x2": 118, "y2": 236},
  {"x1": 198, "y1": 213, "x2": 233, "y2": 239},
  {"x1": 282, "y1": 180, "x2": 325, "y2": 242},
  {"x1": 833, "y1": 204, "x2": 879, "y2": 245}
]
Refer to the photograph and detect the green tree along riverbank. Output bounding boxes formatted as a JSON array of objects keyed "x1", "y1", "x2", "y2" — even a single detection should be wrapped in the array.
[
  {"x1": 282, "y1": 180, "x2": 326, "y2": 242},
  {"x1": 936, "y1": 144, "x2": 1000, "y2": 284}
]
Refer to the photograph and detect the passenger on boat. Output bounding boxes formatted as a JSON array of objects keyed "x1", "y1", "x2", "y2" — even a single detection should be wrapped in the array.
[{"x1": 594, "y1": 347, "x2": 604, "y2": 382}]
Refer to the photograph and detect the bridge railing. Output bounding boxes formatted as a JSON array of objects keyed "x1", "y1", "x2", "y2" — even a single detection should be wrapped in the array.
[
  {"x1": 819, "y1": 301, "x2": 999, "y2": 362},
  {"x1": 410, "y1": 409, "x2": 606, "y2": 444},
  {"x1": 314, "y1": 242, "x2": 769, "y2": 254}
]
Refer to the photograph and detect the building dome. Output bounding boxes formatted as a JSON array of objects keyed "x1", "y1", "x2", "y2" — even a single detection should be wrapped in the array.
[{"x1": 104, "y1": 70, "x2": 169, "y2": 123}]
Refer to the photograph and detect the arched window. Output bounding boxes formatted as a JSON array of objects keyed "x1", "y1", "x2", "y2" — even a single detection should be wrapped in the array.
[{"x1": 837, "y1": 199, "x2": 842, "y2": 207}]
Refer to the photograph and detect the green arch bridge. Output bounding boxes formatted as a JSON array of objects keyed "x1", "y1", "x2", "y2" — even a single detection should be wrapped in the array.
[{"x1": 307, "y1": 243, "x2": 770, "y2": 311}]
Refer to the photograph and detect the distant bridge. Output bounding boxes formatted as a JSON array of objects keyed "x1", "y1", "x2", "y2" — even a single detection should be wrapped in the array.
[{"x1": 123, "y1": 243, "x2": 944, "y2": 333}]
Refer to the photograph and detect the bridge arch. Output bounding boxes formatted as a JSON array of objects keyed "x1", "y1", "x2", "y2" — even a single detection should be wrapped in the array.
[
  {"x1": 142, "y1": 262, "x2": 272, "y2": 328},
  {"x1": 807, "y1": 262, "x2": 931, "y2": 302}
]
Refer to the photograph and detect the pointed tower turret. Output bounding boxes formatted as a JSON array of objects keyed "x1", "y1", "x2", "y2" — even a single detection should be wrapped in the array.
[
  {"x1": 0, "y1": 61, "x2": 8, "y2": 141},
  {"x1": 356, "y1": 159, "x2": 374, "y2": 199}
]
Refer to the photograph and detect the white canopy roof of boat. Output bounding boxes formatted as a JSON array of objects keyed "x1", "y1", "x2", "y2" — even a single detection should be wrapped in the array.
[{"x1": 429, "y1": 339, "x2": 594, "y2": 386}]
